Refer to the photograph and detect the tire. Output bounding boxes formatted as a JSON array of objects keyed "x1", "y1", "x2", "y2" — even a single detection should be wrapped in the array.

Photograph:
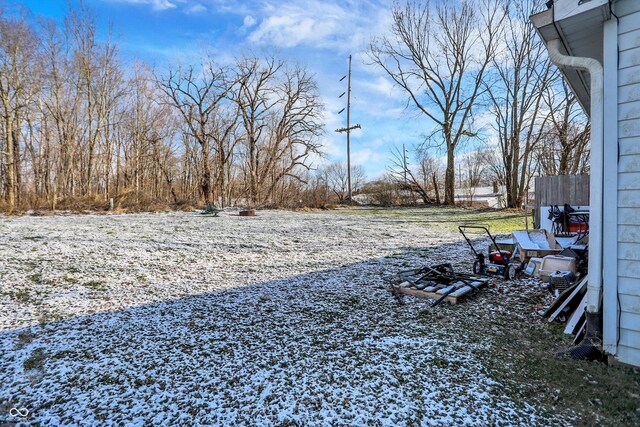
[
  {"x1": 473, "y1": 260, "x2": 481, "y2": 275},
  {"x1": 504, "y1": 264, "x2": 516, "y2": 280}
]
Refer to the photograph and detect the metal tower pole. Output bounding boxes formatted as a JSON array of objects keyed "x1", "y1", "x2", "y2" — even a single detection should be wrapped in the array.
[
  {"x1": 346, "y1": 54, "x2": 352, "y2": 202},
  {"x1": 335, "y1": 55, "x2": 361, "y2": 204}
]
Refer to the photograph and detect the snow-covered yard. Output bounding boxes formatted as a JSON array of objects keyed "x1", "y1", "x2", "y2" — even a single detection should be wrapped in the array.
[{"x1": 0, "y1": 209, "x2": 620, "y2": 425}]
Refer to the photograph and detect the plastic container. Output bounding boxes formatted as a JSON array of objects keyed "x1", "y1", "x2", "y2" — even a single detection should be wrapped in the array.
[
  {"x1": 524, "y1": 257, "x2": 543, "y2": 277},
  {"x1": 538, "y1": 255, "x2": 578, "y2": 282},
  {"x1": 550, "y1": 270, "x2": 575, "y2": 292}
]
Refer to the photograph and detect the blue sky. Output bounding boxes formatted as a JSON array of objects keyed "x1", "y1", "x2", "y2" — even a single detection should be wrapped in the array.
[{"x1": 20, "y1": 0, "x2": 435, "y2": 179}]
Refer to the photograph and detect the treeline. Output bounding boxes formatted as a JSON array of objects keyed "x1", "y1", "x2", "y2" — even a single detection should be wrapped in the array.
[
  {"x1": 0, "y1": 3, "x2": 324, "y2": 212},
  {"x1": 0, "y1": 1, "x2": 589, "y2": 213},
  {"x1": 370, "y1": 0, "x2": 589, "y2": 208}
]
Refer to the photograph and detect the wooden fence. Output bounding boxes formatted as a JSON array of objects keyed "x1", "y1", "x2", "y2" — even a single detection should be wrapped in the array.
[{"x1": 534, "y1": 174, "x2": 590, "y2": 227}]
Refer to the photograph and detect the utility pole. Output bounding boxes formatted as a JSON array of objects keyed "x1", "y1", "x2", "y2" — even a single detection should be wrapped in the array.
[{"x1": 336, "y1": 55, "x2": 361, "y2": 203}]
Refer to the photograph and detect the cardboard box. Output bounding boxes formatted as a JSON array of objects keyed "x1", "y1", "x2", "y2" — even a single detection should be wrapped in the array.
[{"x1": 512, "y1": 229, "x2": 563, "y2": 262}]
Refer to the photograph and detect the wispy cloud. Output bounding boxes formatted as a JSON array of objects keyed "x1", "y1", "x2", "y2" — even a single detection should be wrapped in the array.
[
  {"x1": 243, "y1": 15, "x2": 256, "y2": 28},
  {"x1": 356, "y1": 76, "x2": 404, "y2": 101},
  {"x1": 185, "y1": 3, "x2": 207, "y2": 14},
  {"x1": 107, "y1": 0, "x2": 179, "y2": 11},
  {"x1": 352, "y1": 147, "x2": 384, "y2": 166},
  {"x1": 242, "y1": 1, "x2": 390, "y2": 52},
  {"x1": 248, "y1": 14, "x2": 335, "y2": 49},
  {"x1": 238, "y1": 15, "x2": 257, "y2": 34}
]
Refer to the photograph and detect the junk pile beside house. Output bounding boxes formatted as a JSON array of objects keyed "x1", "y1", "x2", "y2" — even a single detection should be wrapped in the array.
[
  {"x1": 386, "y1": 202, "x2": 602, "y2": 362},
  {"x1": 527, "y1": 0, "x2": 640, "y2": 371},
  {"x1": 388, "y1": 0, "x2": 640, "y2": 370}
]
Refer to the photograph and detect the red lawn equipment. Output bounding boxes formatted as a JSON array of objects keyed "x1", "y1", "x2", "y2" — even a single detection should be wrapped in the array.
[{"x1": 458, "y1": 225, "x2": 516, "y2": 280}]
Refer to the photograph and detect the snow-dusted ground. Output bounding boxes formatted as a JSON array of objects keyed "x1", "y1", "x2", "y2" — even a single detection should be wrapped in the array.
[{"x1": 0, "y1": 209, "x2": 567, "y2": 426}]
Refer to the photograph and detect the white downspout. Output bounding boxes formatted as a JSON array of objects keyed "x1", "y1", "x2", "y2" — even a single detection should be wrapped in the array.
[{"x1": 547, "y1": 38, "x2": 604, "y2": 314}]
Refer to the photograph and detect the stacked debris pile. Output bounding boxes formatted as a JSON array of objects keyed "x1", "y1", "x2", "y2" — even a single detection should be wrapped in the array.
[
  {"x1": 542, "y1": 277, "x2": 591, "y2": 347},
  {"x1": 384, "y1": 263, "x2": 491, "y2": 306}
]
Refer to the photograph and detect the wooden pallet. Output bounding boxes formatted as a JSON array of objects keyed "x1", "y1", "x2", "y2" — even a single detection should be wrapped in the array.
[{"x1": 386, "y1": 271, "x2": 492, "y2": 305}]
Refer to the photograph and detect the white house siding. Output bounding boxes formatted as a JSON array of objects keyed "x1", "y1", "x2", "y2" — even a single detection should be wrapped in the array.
[{"x1": 616, "y1": 0, "x2": 640, "y2": 366}]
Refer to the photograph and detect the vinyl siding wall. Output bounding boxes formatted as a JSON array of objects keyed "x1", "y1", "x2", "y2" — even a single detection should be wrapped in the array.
[{"x1": 616, "y1": 0, "x2": 640, "y2": 367}]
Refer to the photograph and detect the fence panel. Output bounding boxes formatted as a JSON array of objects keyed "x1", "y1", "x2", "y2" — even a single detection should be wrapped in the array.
[{"x1": 534, "y1": 174, "x2": 590, "y2": 227}]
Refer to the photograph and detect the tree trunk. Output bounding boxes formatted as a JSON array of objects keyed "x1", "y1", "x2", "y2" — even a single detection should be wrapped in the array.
[
  {"x1": 432, "y1": 172, "x2": 440, "y2": 205},
  {"x1": 201, "y1": 142, "x2": 211, "y2": 204},
  {"x1": 444, "y1": 146, "x2": 455, "y2": 205},
  {"x1": 12, "y1": 116, "x2": 21, "y2": 204},
  {"x1": 217, "y1": 149, "x2": 226, "y2": 207},
  {"x1": 4, "y1": 114, "x2": 15, "y2": 211}
]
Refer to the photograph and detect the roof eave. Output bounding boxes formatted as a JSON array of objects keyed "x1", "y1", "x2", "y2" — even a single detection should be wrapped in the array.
[{"x1": 530, "y1": 0, "x2": 611, "y2": 115}]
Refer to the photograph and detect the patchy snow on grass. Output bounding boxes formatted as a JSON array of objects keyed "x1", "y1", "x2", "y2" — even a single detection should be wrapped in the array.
[{"x1": 1, "y1": 209, "x2": 567, "y2": 426}]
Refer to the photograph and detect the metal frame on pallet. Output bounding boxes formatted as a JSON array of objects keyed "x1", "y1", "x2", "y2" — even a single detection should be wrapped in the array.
[{"x1": 385, "y1": 263, "x2": 492, "y2": 307}]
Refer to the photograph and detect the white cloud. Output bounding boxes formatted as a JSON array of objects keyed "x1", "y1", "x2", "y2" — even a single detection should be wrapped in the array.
[
  {"x1": 243, "y1": 15, "x2": 256, "y2": 28},
  {"x1": 185, "y1": 3, "x2": 207, "y2": 14},
  {"x1": 238, "y1": 15, "x2": 257, "y2": 34},
  {"x1": 245, "y1": 1, "x2": 390, "y2": 52},
  {"x1": 356, "y1": 76, "x2": 403, "y2": 100},
  {"x1": 110, "y1": 0, "x2": 179, "y2": 11},
  {"x1": 352, "y1": 148, "x2": 385, "y2": 167},
  {"x1": 319, "y1": 102, "x2": 347, "y2": 158},
  {"x1": 249, "y1": 15, "x2": 335, "y2": 49}
]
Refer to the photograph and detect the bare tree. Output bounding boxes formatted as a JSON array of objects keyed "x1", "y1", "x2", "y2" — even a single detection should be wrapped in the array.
[
  {"x1": 235, "y1": 57, "x2": 323, "y2": 206},
  {"x1": 369, "y1": 0, "x2": 505, "y2": 204},
  {"x1": 66, "y1": 3, "x2": 124, "y2": 196},
  {"x1": 458, "y1": 147, "x2": 488, "y2": 205},
  {"x1": 235, "y1": 55, "x2": 282, "y2": 204},
  {"x1": 325, "y1": 162, "x2": 366, "y2": 203},
  {"x1": 263, "y1": 64, "x2": 324, "y2": 204},
  {"x1": 536, "y1": 79, "x2": 590, "y2": 175},
  {"x1": 486, "y1": 0, "x2": 553, "y2": 208},
  {"x1": 1, "y1": 0, "x2": 591, "y2": 213},
  {"x1": 157, "y1": 56, "x2": 234, "y2": 205},
  {"x1": 39, "y1": 17, "x2": 82, "y2": 205},
  {"x1": 387, "y1": 145, "x2": 439, "y2": 204},
  {"x1": 0, "y1": 8, "x2": 40, "y2": 211}
]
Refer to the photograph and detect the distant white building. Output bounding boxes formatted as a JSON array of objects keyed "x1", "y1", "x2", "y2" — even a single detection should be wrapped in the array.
[{"x1": 454, "y1": 186, "x2": 506, "y2": 208}]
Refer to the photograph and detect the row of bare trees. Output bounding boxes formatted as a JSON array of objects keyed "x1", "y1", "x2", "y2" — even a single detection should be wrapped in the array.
[
  {"x1": 0, "y1": 5, "x2": 323, "y2": 212},
  {"x1": 1, "y1": 1, "x2": 590, "y2": 212},
  {"x1": 370, "y1": 0, "x2": 590, "y2": 208}
]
